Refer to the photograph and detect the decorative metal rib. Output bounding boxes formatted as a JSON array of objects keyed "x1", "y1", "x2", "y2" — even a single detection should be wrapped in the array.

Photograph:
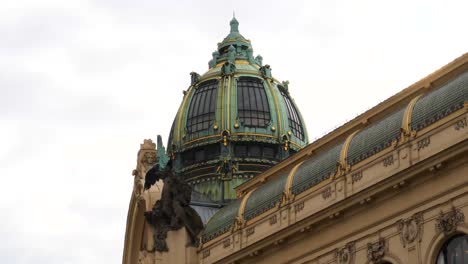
[
  {"x1": 411, "y1": 71, "x2": 468, "y2": 131},
  {"x1": 402, "y1": 94, "x2": 424, "y2": 134},
  {"x1": 279, "y1": 88, "x2": 305, "y2": 141}
]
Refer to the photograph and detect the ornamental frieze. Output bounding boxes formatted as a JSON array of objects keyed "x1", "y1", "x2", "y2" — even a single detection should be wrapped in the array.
[
  {"x1": 435, "y1": 208, "x2": 465, "y2": 235},
  {"x1": 294, "y1": 201, "x2": 305, "y2": 214},
  {"x1": 416, "y1": 136, "x2": 430, "y2": 151},
  {"x1": 454, "y1": 116, "x2": 467, "y2": 130},
  {"x1": 383, "y1": 155, "x2": 394, "y2": 167},
  {"x1": 322, "y1": 186, "x2": 332, "y2": 200},
  {"x1": 351, "y1": 171, "x2": 362, "y2": 184}
]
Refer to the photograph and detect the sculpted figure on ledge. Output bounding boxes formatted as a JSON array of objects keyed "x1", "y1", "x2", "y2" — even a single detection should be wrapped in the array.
[{"x1": 144, "y1": 136, "x2": 203, "y2": 252}]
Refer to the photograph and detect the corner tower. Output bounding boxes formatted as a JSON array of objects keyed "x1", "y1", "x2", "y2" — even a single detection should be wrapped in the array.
[{"x1": 168, "y1": 17, "x2": 308, "y2": 204}]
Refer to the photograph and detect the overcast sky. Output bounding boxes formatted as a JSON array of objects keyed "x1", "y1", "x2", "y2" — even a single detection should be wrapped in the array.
[{"x1": 0, "y1": 0, "x2": 467, "y2": 263}]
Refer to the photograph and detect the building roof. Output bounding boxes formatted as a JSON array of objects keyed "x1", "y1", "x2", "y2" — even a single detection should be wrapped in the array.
[{"x1": 201, "y1": 53, "x2": 468, "y2": 243}]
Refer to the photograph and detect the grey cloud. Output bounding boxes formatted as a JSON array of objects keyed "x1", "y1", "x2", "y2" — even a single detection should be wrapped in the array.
[{"x1": 0, "y1": 11, "x2": 81, "y2": 53}]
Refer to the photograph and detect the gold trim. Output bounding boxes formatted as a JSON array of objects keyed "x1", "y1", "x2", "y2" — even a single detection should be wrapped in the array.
[
  {"x1": 266, "y1": 79, "x2": 283, "y2": 135},
  {"x1": 184, "y1": 135, "x2": 220, "y2": 145},
  {"x1": 237, "y1": 170, "x2": 263, "y2": 174},
  {"x1": 227, "y1": 75, "x2": 231, "y2": 129},
  {"x1": 284, "y1": 160, "x2": 305, "y2": 200},
  {"x1": 215, "y1": 59, "x2": 253, "y2": 68},
  {"x1": 289, "y1": 141, "x2": 303, "y2": 149},
  {"x1": 231, "y1": 132, "x2": 275, "y2": 138},
  {"x1": 402, "y1": 94, "x2": 424, "y2": 134},
  {"x1": 177, "y1": 86, "x2": 193, "y2": 144},
  {"x1": 238, "y1": 189, "x2": 255, "y2": 224},
  {"x1": 220, "y1": 77, "x2": 225, "y2": 130},
  {"x1": 340, "y1": 130, "x2": 360, "y2": 166},
  {"x1": 182, "y1": 132, "x2": 277, "y2": 146}
]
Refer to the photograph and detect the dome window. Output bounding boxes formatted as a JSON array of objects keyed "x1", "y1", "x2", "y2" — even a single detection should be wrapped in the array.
[
  {"x1": 237, "y1": 77, "x2": 271, "y2": 127},
  {"x1": 186, "y1": 80, "x2": 219, "y2": 136},
  {"x1": 279, "y1": 88, "x2": 304, "y2": 141}
]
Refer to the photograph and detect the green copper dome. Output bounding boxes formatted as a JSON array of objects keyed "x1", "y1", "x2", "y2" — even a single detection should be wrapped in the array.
[{"x1": 168, "y1": 18, "x2": 309, "y2": 204}]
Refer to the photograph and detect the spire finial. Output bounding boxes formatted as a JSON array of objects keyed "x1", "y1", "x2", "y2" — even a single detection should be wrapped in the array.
[{"x1": 230, "y1": 14, "x2": 239, "y2": 33}]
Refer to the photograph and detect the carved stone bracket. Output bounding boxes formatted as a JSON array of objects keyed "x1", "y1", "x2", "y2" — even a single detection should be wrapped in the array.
[
  {"x1": 397, "y1": 212, "x2": 423, "y2": 248},
  {"x1": 367, "y1": 238, "x2": 387, "y2": 263},
  {"x1": 336, "y1": 242, "x2": 355, "y2": 264},
  {"x1": 435, "y1": 208, "x2": 465, "y2": 235}
]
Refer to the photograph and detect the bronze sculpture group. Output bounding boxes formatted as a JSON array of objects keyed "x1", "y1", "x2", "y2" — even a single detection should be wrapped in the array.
[{"x1": 144, "y1": 160, "x2": 204, "y2": 252}]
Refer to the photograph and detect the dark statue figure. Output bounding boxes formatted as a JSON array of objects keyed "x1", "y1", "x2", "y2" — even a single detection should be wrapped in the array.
[{"x1": 144, "y1": 160, "x2": 204, "y2": 252}]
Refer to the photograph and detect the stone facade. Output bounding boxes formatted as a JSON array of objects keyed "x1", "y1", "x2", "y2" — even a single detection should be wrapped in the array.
[{"x1": 122, "y1": 30, "x2": 468, "y2": 264}]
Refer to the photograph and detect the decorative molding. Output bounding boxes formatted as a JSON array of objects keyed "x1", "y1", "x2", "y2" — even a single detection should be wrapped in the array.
[
  {"x1": 397, "y1": 212, "x2": 423, "y2": 248},
  {"x1": 383, "y1": 155, "x2": 394, "y2": 167},
  {"x1": 223, "y1": 238, "x2": 231, "y2": 248},
  {"x1": 294, "y1": 201, "x2": 304, "y2": 214},
  {"x1": 336, "y1": 242, "x2": 355, "y2": 264},
  {"x1": 416, "y1": 136, "x2": 430, "y2": 151},
  {"x1": 246, "y1": 227, "x2": 255, "y2": 237},
  {"x1": 351, "y1": 171, "x2": 362, "y2": 184},
  {"x1": 202, "y1": 249, "x2": 210, "y2": 259},
  {"x1": 435, "y1": 208, "x2": 465, "y2": 235},
  {"x1": 454, "y1": 117, "x2": 467, "y2": 130},
  {"x1": 367, "y1": 238, "x2": 386, "y2": 263},
  {"x1": 322, "y1": 186, "x2": 332, "y2": 200},
  {"x1": 269, "y1": 214, "x2": 277, "y2": 225}
]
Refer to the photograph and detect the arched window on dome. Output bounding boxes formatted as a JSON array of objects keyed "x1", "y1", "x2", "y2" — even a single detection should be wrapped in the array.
[
  {"x1": 436, "y1": 234, "x2": 468, "y2": 264},
  {"x1": 279, "y1": 87, "x2": 304, "y2": 141},
  {"x1": 186, "y1": 79, "x2": 219, "y2": 136},
  {"x1": 237, "y1": 77, "x2": 271, "y2": 127}
]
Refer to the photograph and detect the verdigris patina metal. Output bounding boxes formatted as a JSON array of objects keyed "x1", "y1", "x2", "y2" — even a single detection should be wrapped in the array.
[{"x1": 144, "y1": 136, "x2": 204, "y2": 252}]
